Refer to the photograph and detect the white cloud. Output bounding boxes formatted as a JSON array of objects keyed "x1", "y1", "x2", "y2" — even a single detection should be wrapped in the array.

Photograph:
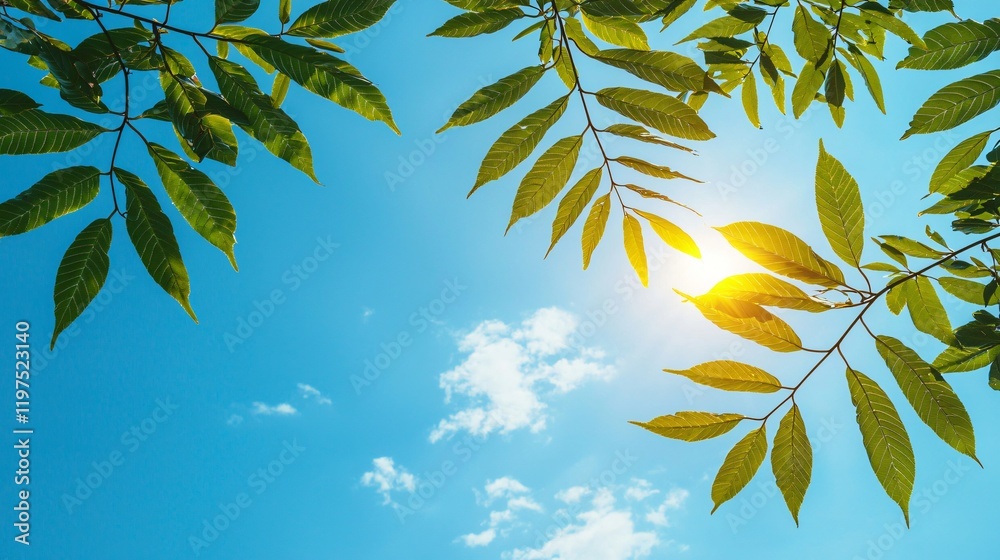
[
  {"x1": 461, "y1": 478, "x2": 541, "y2": 549},
  {"x1": 251, "y1": 402, "x2": 298, "y2": 416},
  {"x1": 508, "y1": 489, "x2": 658, "y2": 560},
  {"x1": 645, "y1": 489, "x2": 689, "y2": 528},
  {"x1": 430, "y1": 308, "x2": 615, "y2": 442},
  {"x1": 362, "y1": 307, "x2": 374, "y2": 321},
  {"x1": 624, "y1": 479, "x2": 659, "y2": 502},
  {"x1": 461, "y1": 529, "x2": 497, "y2": 547},
  {"x1": 297, "y1": 383, "x2": 332, "y2": 406},
  {"x1": 555, "y1": 486, "x2": 591, "y2": 504},
  {"x1": 360, "y1": 457, "x2": 416, "y2": 505},
  {"x1": 226, "y1": 414, "x2": 244, "y2": 426}
]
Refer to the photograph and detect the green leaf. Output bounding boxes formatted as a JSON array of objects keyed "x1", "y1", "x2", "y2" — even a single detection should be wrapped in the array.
[
  {"x1": 938, "y1": 276, "x2": 998, "y2": 306},
  {"x1": 824, "y1": 59, "x2": 847, "y2": 108},
  {"x1": 742, "y1": 70, "x2": 760, "y2": 128},
  {"x1": 117, "y1": 168, "x2": 198, "y2": 322},
  {"x1": 772, "y1": 405, "x2": 812, "y2": 526},
  {"x1": 875, "y1": 336, "x2": 977, "y2": 462},
  {"x1": 792, "y1": 5, "x2": 831, "y2": 66},
  {"x1": 36, "y1": 40, "x2": 108, "y2": 114},
  {"x1": 279, "y1": 0, "x2": 291, "y2": 24},
  {"x1": 634, "y1": 209, "x2": 700, "y2": 258},
  {"x1": 288, "y1": 0, "x2": 396, "y2": 38},
  {"x1": 712, "y1": 426, "x2": 767, "y2": 513},
  {"x1": 216, "y1": 0, "x2": 260, "y2": 24},
  {"x1": 715, "y1": 222, "x2": 846, "y2": 288},
  {"x1": 623, "y1": 213, "x2": 648, "y2": 286},
  {"x1": 903, "y1": 71, "x2": 1000, "y2": 139},
  {"x1": 507, "y1": 135, "x2": 583, "y2": 232},
  {"x1": 791, "y1": 62, "x2": 825, "y2": 119},
  {"x1": 0, "y1": 89, "x2": 40, "y2": 115},
  {"x1": 50, "y1": 219, "x2": 112, "y2": 349},
  {"x1": 581, "y1": 13, "x2": 649, "y2": 50},
  {"x1": 934, "y1": 343, "x2": 1000, "y2": 373},
  {"x1": 815, "y1": 140, "x2": 865, "y2": 268},
  {"x1": 271, "y1": 72, "x2": 291, "y2": 107},
  {"x1": 7, "y1": 0, "x2": 60, "y2": 20},
  {"x1": 602, "y1": 123, "x2": 693, "y2": 152},
  {"x1": 903, "y1": 276, "x2": 954, "y2": 345},
  {"x1": 547, "y1": 168, "x2": 603, "y2": 257},
  {"x1": 615, "y1": 156, "x2": 698, "y2": 182},
  {"x1": 440, "y1": 66, "x2": 545, "y2": 132},
  {"x1": 898, "y1": 20, "x2": 1000, "y2": 70},
  {"x1": 846, "y1": 367, "x2": 915, "y2": 525},
  {"x1": 429, "y1": 8, "x2": 523, "y2": 37},
  {"x1": 593, "y1": 49, "x2": 720, "y2": 94},
  {"x1": 144, "y1": 145, "x2": 239, "y2": 270},
  {"x1": 159, "y1": 72, "x2": 239, "y2": 165},
  {"x1": 680, "y1": 292, "x2": 803, "y2": 352},
  {"x1": 208, "y1": 57, "x2": 317, "y2": 182},
  {"x1": 0, "y1": 109, "x2": 107, "y2": 154},
  {"x1": 930, "y1": 131, "x2": 992, "y2": 194},
  {"x1": 844, "y1": 45, "x2": 886, "y2": 114},
  {"x1": 664, "y1": 360, "x2": 782, "y2": 393},
  {"x1": 595, "y1": 87, "x2": 715, "y2": 141},
  {"x1": 0, "y1": 166, "x2": 100, "y2": 236},
  {"x1": 472, "y1": 96, "x2": 569, "y2": 193},
  {"x1": 582, "y1": 193, "x2": 611, "y2": 270},
  {"x1": 241, "y1": 34, "x2": 399, "y2": 133},
  {"x1": 709, "y1": 273, "x2": 835, "y2": 313},
  {"x1": 631, "y1": 411, "x2": 745, "y2": 442}
]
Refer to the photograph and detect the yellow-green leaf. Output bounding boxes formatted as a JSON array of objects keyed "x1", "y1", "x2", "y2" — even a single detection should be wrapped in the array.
[
  {"x1": 847, "y1": 367, "x2": 914, "y2": 525},
  {"x1": 634, "y1": 209, "x2": 700, "y2": 258},
  {"x1": 711, "y1": 426, "x2": 768, "y2": 513},
  {"x1": 582, "y1": 193, "x2": 611, "y2": 270},
  {"x1": 547, "y1": 168, "x2": 603, "y2": 257},
  {"x1": 680, "y1": 292, "x2": 803, "y2": 352},
  {"x1": 875, "y1": 335, "x2": 977, "y2": 462},
  {"x1": 664, "y1": 360, "x2": 782, "y2": 393},
  {"x1": 772, "y1": 405, "x2": 812, "y2": 525},
  {"x1": 816, "y1": 140, "x2": 865, "y2": 268},
  {"x1": 709, "y1": 273, "x2": 835, "y2": 312},
  {"x1": 715, "y1": 222, "x2": 846, "y2": 288},
  {"x1": 623, "y1": 213, "x2": 648, "y2": 287},
  {"x1": 631, "y1": 411, "x2": 745, "y2": 442}
]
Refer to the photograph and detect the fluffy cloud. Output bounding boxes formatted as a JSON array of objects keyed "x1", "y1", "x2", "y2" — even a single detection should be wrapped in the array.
[
  {"x1": 458, "y1": 477, "x2": 690, "y2": 557},
  {"x1": 251, "y1": 402, "x2": 298, "y2": 416},
  {"x1": 508, "y1": 489, "x2": 658, "y2": 560},
  {"x1": 624, "y1": 479, "x2": 659, "y2": 502},
  {"x1": 431, "y1": 308, "x2": 615, "y2": 442},
  {"x1": 297, "y1": 383, "x2": 332, "y2": 405},
  {"x1": 645, "y1": 489, "x2": 689, "y2": 528},
  {"x1": 360, "y1": 457, "x2": 416, "y2": 505}
]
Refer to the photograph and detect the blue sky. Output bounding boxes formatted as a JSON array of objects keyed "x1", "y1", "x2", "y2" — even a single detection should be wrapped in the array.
[{"x1": 2, "y1": 1, "x2": 999, "y2": 559}]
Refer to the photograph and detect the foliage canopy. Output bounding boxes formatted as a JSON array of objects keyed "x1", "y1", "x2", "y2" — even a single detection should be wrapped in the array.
[{"x1": 2, "y1": 0, "x2": 999, "y2": 526}]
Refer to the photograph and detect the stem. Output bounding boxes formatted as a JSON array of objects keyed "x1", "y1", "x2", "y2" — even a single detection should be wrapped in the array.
[
  {"x1": 748, "y1": 230, "x2": 1000, "y2": 423},
  {"x1": 551, "y1": 5, "x2": 632, "y2": 213}
]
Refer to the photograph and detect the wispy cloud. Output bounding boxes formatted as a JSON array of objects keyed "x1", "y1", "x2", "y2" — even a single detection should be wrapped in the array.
[
  {"x1": 460, "y1": 477, "x2": 541, "y2": 548},
  {"x1": 251, "y1": 402, "x2": 298, "y2": 416},
  {"x1": 645, "y1": 488, "x2": 689, "y2": 528},
  {"x1": 430, "y1": 308, "x2": 615, "y2": 442},
  {"x1": 297, "y1": 383, "x2": 332, "y2": 406},
  {"x1": 361, "y1": 457, "x2": 416, "y2": 505}
]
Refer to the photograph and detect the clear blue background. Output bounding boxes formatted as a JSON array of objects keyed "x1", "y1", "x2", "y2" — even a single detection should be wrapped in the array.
[{"x1": 1, "y1": 1, "x2": 998, "y2": 559}]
